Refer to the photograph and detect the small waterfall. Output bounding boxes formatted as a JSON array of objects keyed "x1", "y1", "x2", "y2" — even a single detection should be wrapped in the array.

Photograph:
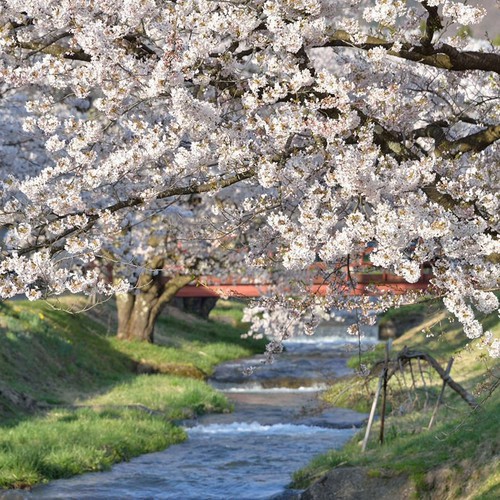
[{"x1": 284, "y1": 310, "x2": 379, "y2": 348}]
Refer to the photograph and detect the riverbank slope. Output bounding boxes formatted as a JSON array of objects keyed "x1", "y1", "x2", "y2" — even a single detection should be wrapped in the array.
[
  {"x1": 293, "y1": 301, "x2": 499, "y2": 499},
  {"x1": 0, "y1": 297, "x2": 265, "y2": 489}
]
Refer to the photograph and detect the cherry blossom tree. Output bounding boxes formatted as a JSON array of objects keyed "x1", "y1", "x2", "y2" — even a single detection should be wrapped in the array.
[
  {"x1": 104, "y1": 200, "x2": 210, "y2": 343},
  {"x1": 105, "y1": 192, "x2": 255, "y2": 343},
  {"x1": 0, "y1": 1, "x2": 498, "y2": 353}
]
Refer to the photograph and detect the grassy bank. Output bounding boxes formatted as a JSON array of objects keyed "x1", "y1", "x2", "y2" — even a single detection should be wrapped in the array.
[
  {"x1": 292, "y1": 302, "x2": 499, "y2": 499},
  {"x1": 0, "y1": 298, "x2": 264, "y2": 489}
]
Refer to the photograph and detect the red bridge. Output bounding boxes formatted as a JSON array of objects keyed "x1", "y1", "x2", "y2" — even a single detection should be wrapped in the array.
[{"x1": 176, "y1": 258, "x2": 433, "y2": 299}]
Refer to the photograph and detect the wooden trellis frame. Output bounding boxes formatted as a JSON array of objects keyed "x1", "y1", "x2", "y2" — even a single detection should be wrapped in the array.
[{"x1": 361, "y1": 345, "x2": 478, "y2": 452}]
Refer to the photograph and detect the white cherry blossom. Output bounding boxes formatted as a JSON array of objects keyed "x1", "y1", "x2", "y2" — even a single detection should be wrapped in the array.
[{"x1": 0, "y1": 0, "x2": 498, "y2": 351}]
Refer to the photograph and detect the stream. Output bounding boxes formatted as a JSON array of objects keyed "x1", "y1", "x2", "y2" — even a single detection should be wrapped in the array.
[{"x1": 27, "y1": 319, "x2": 376, "y2": 499}]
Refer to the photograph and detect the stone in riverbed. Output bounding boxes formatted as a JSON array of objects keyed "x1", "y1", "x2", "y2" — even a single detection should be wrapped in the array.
[{"x1": 297, "y1": 408, "x2": 368, "y2": 429}]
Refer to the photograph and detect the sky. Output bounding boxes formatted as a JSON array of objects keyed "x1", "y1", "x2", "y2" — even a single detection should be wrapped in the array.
[{"x1": 477, "y1": 0, "x2": 500, "y2": 38}]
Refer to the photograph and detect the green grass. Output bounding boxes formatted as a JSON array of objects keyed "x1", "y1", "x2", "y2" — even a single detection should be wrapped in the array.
[
  {"x1": 112, "y1": 304, "x2": 262, "y2": 377},
  {"x1": 83, "y1": 374, "x2": 229, "y2": 419},
  {"x1": 0, "y1": 408, "x2": 185, "y2": 489},
  {"x1": 0, "y1": 297, "x2": 265, "y2": 488},
  {"x1": 208, "y1": 299, "x2": 247, "y2": 327},
  {"x1": 0, "y1": 300, "x2": 132, "y2": 410},
  {"x1": 293, "y1": 302, "x2": 500, "y2": 497}
]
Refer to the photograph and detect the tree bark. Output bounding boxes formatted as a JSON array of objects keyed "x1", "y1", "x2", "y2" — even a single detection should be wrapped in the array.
[{"x1": 116, "y1": 265, "x2": 194, "y2": 343}]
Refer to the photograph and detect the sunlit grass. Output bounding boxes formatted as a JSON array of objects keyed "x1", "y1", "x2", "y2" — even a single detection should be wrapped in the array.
[
  {"x1": 294, "y1": 303, "x2": 499, "y2": 497},
  {"x1": 112, "y1": 322, "x2": 264, "y2": 376},
  {"x1": 0, "y1": 297, "x2": 265, "y2": 488},
  {"x1": 0, "y1": 408, "x2": 185, "y2": 488},
  {"x1": 292, "y1": 396, "x2": 499, "y2": 495},
  {"x1": 83, "y1": 374, "x2": 229, "y2": 419},
  {"x1": 208, "y1": 299, "x2": 247, "y2": 327}
]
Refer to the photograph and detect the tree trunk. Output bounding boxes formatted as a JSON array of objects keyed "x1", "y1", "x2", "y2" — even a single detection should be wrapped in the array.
[
  {"x1": 116, "y1": 292, "x2": 160, "y2": 342},
  {"x1": 116, "y1": 264, "x2": 194, "y2": 343}
]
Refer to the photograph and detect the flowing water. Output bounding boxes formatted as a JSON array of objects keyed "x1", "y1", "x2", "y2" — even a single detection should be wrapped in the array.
[{"x1": 25, "y1": 319, "x2": 376, "y2": 499}]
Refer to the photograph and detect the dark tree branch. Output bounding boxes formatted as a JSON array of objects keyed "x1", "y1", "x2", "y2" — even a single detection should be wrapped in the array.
[
  {"x1": 17, "y1": 41, "x2": 91, "y2": 62},
  {"x1": 320, "y1": 32, "x2": 500, "y2": 74},
  {"x1": 420, "y1": 0, "x2": 443, "y2": 47},
  {"x1": 438, "y1": 124, "x2": 500, "y2": 156},
  {"x1": 437, "y1": 43, "x2": 500, "y2": 73},
  {"x1": 22, "y1": 31, "x2": 72, "y2": 59}
]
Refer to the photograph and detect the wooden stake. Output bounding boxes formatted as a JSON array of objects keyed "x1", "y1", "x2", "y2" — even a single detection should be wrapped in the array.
[
  {"x1": 379, "y1": 340, "x2": 391, "y2": 444},
  {"x1": 428, "y1": 357, "x2": 454, "y2": 429},
  {"x1": 361, "y1": 373, "x2": 383, "y2": 453}
]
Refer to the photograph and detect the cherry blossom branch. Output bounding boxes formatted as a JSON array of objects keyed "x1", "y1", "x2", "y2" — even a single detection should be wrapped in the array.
[
  {"x1": 16, "y1": 169, "x2": 256, "y2": 256},
  {"x1": 7, "y1": 25, "x2": 500, "y2": 76},
  {"x1": 320, "y1": 33, "x2": 500, "y2": 74}
]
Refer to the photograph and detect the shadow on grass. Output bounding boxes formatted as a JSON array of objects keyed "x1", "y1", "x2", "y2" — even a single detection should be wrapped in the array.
[
  {"x1": 0, "y1": 297, "x2": 265, "y2": 423},
  {"x1": 0, "y1": 298, "x2": 266, "y2": 488}
]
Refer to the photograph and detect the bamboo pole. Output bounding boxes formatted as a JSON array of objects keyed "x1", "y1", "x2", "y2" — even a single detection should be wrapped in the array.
[
  {"x1": 398, "y1": 349, "x2": 478, "y2": 408},
  {"x1": 361, "y1": 374, "x2": 383, "y2": 453}
]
